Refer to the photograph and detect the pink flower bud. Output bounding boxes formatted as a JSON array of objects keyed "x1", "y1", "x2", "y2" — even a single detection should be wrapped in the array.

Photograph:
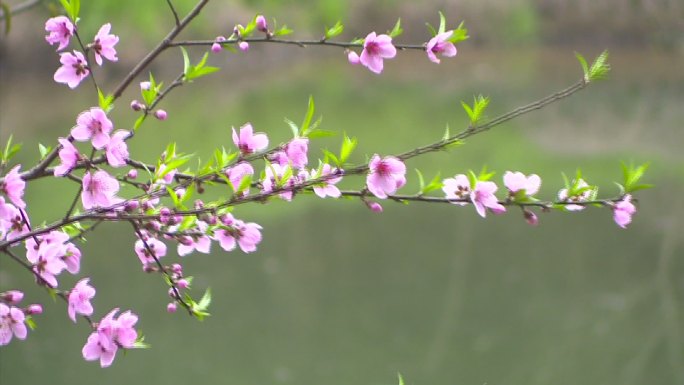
[
  {"x1": 256, "y1": 15, "x2": 268, "y2": 33},
  {"x1": 124, "y1": 200, "x2": 140, "y2": 212},
  {"x1": 347, "y1": 51, "x2": 360, "y2": 65},
  {"x1": 366, "y1": 201, "x2": 383, "y2": 213},
  {"x1": 167, "y1": 302, "x2": 177, "y2": 313},
  {"x1": 3, "y1": 290, "x2": 24, "y2": 305},
  {"x1": 171, "y1": 263, "x2": 183, "y2": 275},
  {"x1": 140, "y1": 81, "x2": 151, "y2": 91},
  {"x1": 177, "y1": 279, "x2": 189, "y2": 289},
  {"x1": 233, "y1": 25, "x2": 243, "y2": 37},
  {"x1": 127, "y1": 169, "x2": 138, "y2": 179},
  {"x1": 154, "y1": 109, "x2": 168, "y2": 121},
  {"x1": 211, "y1": 43, "x2": 222, "y2": 53},
  {"x1": 130, "y1": 100, "x2": 144, "y2": 111},
  {"x1": 27, "y1": 304, "x2": 43, "y2": 315},
  {"x1": 239, "y1": 41, "x2": 249, "y2": 52},
  {"x1": 524, "y1": 210, "x2": 539, "y2": 226}
]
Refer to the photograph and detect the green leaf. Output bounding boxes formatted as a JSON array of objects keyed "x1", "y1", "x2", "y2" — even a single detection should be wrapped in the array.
[
  {"x1": 166, "y1": 186, "x2": 180, "y2": 208},
  {"x1": 322, "y1": 149, "x2": 340, "y2": 167},
  {"x1": 181, "y1": 47, "x2": 191, "y2": 78},
  {"x1": 284, "y1": 118, "x2": 299, "y2": 138},
  {"x1": 425, "y1": 22, "x2": 437, "y2": 36},
  {"x1": 467, "y1": 170, "x2": 478, "y2": 189},
  {"x1": 38, "y1": 144, "x2": 50, "y2": 159},
  {"x1": 398, "y1": 373, "x2": 405, "y2": 385},
  {"x1": 197, "y1": 288, "x2": 212, "y2": 310},
  {"x1": 58, "y1": 0, "x2": 72, "y2": 19},
  {"x1": 388, "y1": 18, "x2": 403, "y2": 38},
  {"x1": 415, "y1": 169, "x2": 426, "y2": 193},
  {"x1": 307, "y1": 129, "x2": 336, "y2": 139},
  {"x1": 274, "y1": 25, "x2": 293, "y2": 36},
  {"x1": 325, "y1": 21, "x2": 344, "y2": 40},
  {"x1": 300, "y1": 96, "x2": 315, "y2": 137},
  {"x1": 462, "y1": 95, "x2": 490, "y2": 126},
  {"x1": 575, "y1": 52, "x2": 590, "y2": 82},
  {"x1": 438, "y1": 11, "x2": 446, "y2": 34},
  {"x1": 448, "y1": 21, "x2": 469, "y2": 43},
  {"x1": 71, "y1": 0, "x2": 80, "y2": 21},
  {"x1": 132, "y1": 335, "x2": 150, "y2": 349},
  {"x1": 1, "y1": 135, "x2": 21, "y2": 163},
  {"x1": 133, "y1": 115, "x2": 146, "y2": 131},
  {"x1": 25, "y1": 316, "x2": 36, "y2": 330},
  {"x1": 423, "y1": 172, "x2": 444, "y2": 194},
  {"x1": 442, "y1": 124, "x2": 450, "y2": 141},
  {"x1": 97, "y1": 88, "x2": 114, "y2": 112},
  {"x1": 477, "y1": 165, "x2": 495, "y2": 181},
  {"x1": 588, "y1": 50, "x2": 610, "y2": 82},
  {"x1": 339, "y1": 135, "x2": 357, "y2": 164}
]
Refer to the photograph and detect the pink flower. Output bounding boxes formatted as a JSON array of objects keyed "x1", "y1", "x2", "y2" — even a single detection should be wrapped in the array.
[
  {"x1": 211, "y1": 36, "x2": 226, "y2": 53},
  {"x1": 135, "y1": 237, "x2": 167, "y2": 266},
  {"x1": 54, "y1": 51, "x2": 89, "y2": 89},
  {"x1": 261, "y1": 163, "x2": 295, "y2": 201},
  {"x1": 82, "y1": 308, "x2": 138, "y2": 367},
  {"x1": 225, "y1": 162, "x2": 254, "y2": 193},
  {"x1": 442, "y1": 174, "x2": 471, "y2": 205},
  {"x1": 2, "y1": 290, "x2": 24, "y2": 305},
  {"x1": 81, "y1": 170, "x2": 121, "y2": 209},
  {"x1": 214, "y1": 214, "x2": 263, "y2": 253},
  {"x1": 26, "y1": 242, "x2": 67, "y2": 287},
  {"x1": 347, "y1": 51, "x2": 360, "y2": 65},
  {"x1": 45, "y1": 16, "x2": 74, "y2": 51},
  {"x1": 239, "y1": 41, "x2": 249, "y2": 52},
  {"x1": 68, "y1": 278, "x2": 96, "y2": 322},
  {"x1": 558, "y1": 179, "x2": 594, "y2": 211},
  {"x1": 256, "y1": 15, "x2": 268, "y2": 33},
  {"x1": 503, "y1": 171, "x2": 541, "y2": 198},
  {"x1": 471, "y1": 181, "x2": 506, "y2": 218},
  {"x1": 177, "y1": 221, "x2": 212, "y2": 256},
  {"x1": 1, "y1": 165, "x2": 26, "y2": 208},
  {"x1": 284, "y1": 138, "x2": 309, "y2": 169},
  {"x1": 54, "y1": 138, "x2": 81, "y2": 176},
  {"x1": 232, "y1": 123, "x2": 268, "y2": 155},
  {"x1": 63, "y1": 242, "x2": 82, "y2": 274},
  {"x1": 154, "y1": 109, "x2": 167, "y2": 121},
  {"x1": 90, "y1": 23, "x2": 119, "y2": 66},
  {"x1": 366, "y1": 155, "x2": 406, "y2": 199},
  {"x1": 613, "y1": 194, "x2": 636, "y2": 228},
  {"x1": 366, "y1": 201, "x2": 383, "y2": 213},
  {"x1": 425, "y1": 30, "x2": 457, "y2": 64},
  {"x1": 312, "y1": 164, "x2": 342, "y2": 198},
  {"x1": 524, "y1": 210, "x2": 539, "y2": 226},
  {"x1": 359, "y1": 32, "x2": 397, "y2": 74},
  {"x1": 105, "y1": 130, "x2": 130, "y2": 167},
  {"x1": 0, "y1": 199, "x2": 29, "y2": 241},
  {"x1": 72, "y1": 107, "x2": 114, "y2": 149},
  {"x1": 0, "y1": 303, "x2": 27, "y2": 345}
]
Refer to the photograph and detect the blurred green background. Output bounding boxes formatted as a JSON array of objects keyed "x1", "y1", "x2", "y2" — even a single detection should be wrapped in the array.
[{"x1": 1, "y1": 0, "x2": 683, "y2": 384}]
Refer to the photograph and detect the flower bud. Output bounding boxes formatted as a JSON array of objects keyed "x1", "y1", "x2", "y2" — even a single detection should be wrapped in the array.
[
  {"x1": 140, "y1": 81, "x2": 151, "y2": 91},
  {"x1": 211, "y1": 43, "x2": 222, "y2": 53},
  {"x1": 171, "y1": 263, "x2": 183, "y2": 275},
  {"x1": 27, "y1": 304, "x2": 43, "y2": 315},
  {"x1": 177, "y1": 279, "x2": 189, "y2": 289},
  {"x1": 130, "y1": 100, "x2": 144, "y2": 111},
  {"x1": 233, "y1": 25, "x2": 243, "y2": 38},
  {"x1": 366, "y1": 201, "x2": 383, "y2": 213},
  {"x1": 167, "y1": 302, "x2": 177, "y2": 313},
  {"x1": 347, "y1": 51, "x2": 360, "y2": 65},
  {"x1": 127, "y1": 169, "x2": 138, "y2": 179},
  {"x1": 124, "y1": 200, "x2": 140, "y2": 212},
  {"x1": 154, "y1": 109, "x2": 168, "y2": 121},
  {"x1": 524, "y1": 210, "x2": 539, "y2": 226},
  {"x1": 238, "y1": 41, "x2": 249, "y2": 52},
  {"x1": 2, "y1": 290, "x2": 24, "y2": 305},
  {"x1": 256, "y1": 15, "x2": 268, "y2": 33}
]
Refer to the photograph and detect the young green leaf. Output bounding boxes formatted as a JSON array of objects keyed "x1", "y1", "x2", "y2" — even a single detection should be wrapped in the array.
[
  {"x1": 588, "y1": 50, "x2": 610, "y2": 82},
  {"x1": 339, "y1": 135, "x2": 357, "y2": 164},
  {"x1": 300, "y1": 96, "x2": 315, "y2": 137},
  {"x1": 325, "y1": 21, "x2": 344, "y2": 40},
  {"x1": 388, "y1": 18, "x2": 403, "y2": 38},
  {"x1": 438, "y1": 11, "x2": 447, "y2": 34}
]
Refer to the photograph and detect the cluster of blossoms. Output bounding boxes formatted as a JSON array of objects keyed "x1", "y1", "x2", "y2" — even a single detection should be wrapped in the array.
[
  {"x1": 82, "y1": 308, "x2": 138, "y2": 367},
  {"x1": 0, "y1": 290, "x2": 42, "y2": 346}
]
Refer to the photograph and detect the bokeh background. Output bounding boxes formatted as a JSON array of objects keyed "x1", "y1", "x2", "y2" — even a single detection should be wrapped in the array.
[{"x1": 1, "y1": 0, "x2": 683, "y2": 384}]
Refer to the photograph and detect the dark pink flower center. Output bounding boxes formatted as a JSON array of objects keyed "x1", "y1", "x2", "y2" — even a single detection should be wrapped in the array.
[{"x1": 365, "y1": 41, "x2": 379, "y2": 55}]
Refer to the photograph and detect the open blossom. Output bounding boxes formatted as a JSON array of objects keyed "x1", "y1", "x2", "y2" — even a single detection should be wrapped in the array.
[
  {"x1": 0, "y1": 198, "x2": 29, "y2": 241},
  {"x1": 72, "y1": 107, "x2": 114, "y2": 149},
  {"x1": 82, "y1": 308, "x2": 138, "y2": 367},
  {"x1": 503, "y1": 171, "x2": 541, "y2": 198},
  {"x1": 81, "y1": 170, "x2": 121, "y2": 209},
  {"x1": 312, "y1": 164, "x2": 342, "y2": 198},
  {"x1": 90, "y1": 23, "x2": 119, "y2": 65},
  {"x1": 177, "y1": 221, "x2": 212, "y2": 256},
  {"x1": 68, "y1": 278, "x2": 96, "y2": 322},
  {"x1": 613, "y1": 194, "x2": 636, "y2": 228},
  {"x1": 105, "y1": 130, "x2": 130, "y2": 167},
  {"x1": 425, "y1": 30, "x2": 457, "y2": 64},
  {"x1": 1, "y1": 165, "x2": 26, "y2": 208},
  {"x1": 225, "y1": 162, "x2": 254, "y2": 192},
  {"x1": 0, "y1": 303, "x2": 27, "y2": 345},
  {"x1": 558, "y1": 179, "x2": 594, "y2": 211},
  {"x1": 54, "y1": 51, "x2": 89, "y2": 89},
  {"x1": 232, "y1": 123, "x2": 268, "y2": 155},
  {"x1": 442, "y1": 174, "x2": 471, "y2": 205},
  {"x1": 26, "y1": 242, "x2": 67, "y2": 287},
  {"x1": 45, "y1": 16, "x2": 74, "y2": 51},
  {"x1": 135, "y1": 236, "x2": 167, "y2": 266},
  {"x1": 360, "y1": 32, "x2": 397, "y2": 74},
  {"x1": 471, "y1": 181, "x2": 506, "y2": 218},
  {"x1": 261, "y1": 163, "x2": 297, "y2": 201},
  {"x1": 54, "y1": 138, "x2": 81, "y2": 176},
  {"x1": 366, "y1": 155, "x2": 406, "y2": 199},
  {"x1": 214, "y1": 214, "x2": 263, "y2": 253}
]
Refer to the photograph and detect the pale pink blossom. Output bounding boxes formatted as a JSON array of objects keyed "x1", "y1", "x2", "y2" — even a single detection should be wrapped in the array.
[
  {"x1": 54, "y1": 138, "x2": 80, "y2": 176},
  {"x1": 261, "y1": 163, "x2": 295, "y2": 201},
  {"x1": 312, "y1": 164, "x2": 342, "y2": 198},
  {"x1": 68, "y1": 278, "x2": 96, "y2": 322},
  {"x1": 503, "y1": 171, "x2": 541, "y2": 198},
  {"x1": 1, "y1": 165, "x2": 26, "y2": 208},
  {"x1": 225, "y1": 162, "x2": 254, "y2": 192},
  {"x1": 91, "y1": 23, "x2": 119, "y2": 65},
  {"x1": 366, "y1": 155, "x2": 406, "y2": 199},
  {"x1": 71, "y1": 107, "x2": 113, "y2": 149},
  {"x1": 135, "y1": 237, "x2": 167, "y2": 266},
  {"x1": 54, "y1": 51, "x2": 89, "y2": 88},
  {"x1": 27, "y1": 242, "x2": 67, "y2": 287},
  {"x1": 81, "y1": 170, "x2": 121, "y2": 209},
  {"x1": 360, "y1": 32, "x2": 397, "y2": 74},
  {"x1": 0, "y1": 303, "x2": 27, "y2": 345},
  {"x1": 471, "y1": 181, "x2": 506, "y2": 218},
  {"x1": 214, "y1": 214, "x2": 263, "y2": 253},
  {"x1": 613, "y1": 194, "x2": 636, "y2": 228},
  {"x1": 177, "y1": 221, "x2": 212, "y2": 256},
  {"x1": 45, "y1": 16, "x2": 74, "y2": 51},
  {"x1": 425, "y1": 30, "x2": 457, "y2": 64},
  {"x1": 232, "y1": 123, "x2": 268, "y2": 155},
  {"x1": 63, "y1": 242, "x2": 81, "y2": 274},
  {"x1": 105, "y1": 130, "x2": 130, "y2": 167},
  {"x1": 284, "y1": 138, "x2": 309, "y2": 169},
  {"x1": 558, "y1": 179, "x2": 594, "y2": 211},
  {"x1": 442, "y1": 174, "x2": 471, "y2": 205},
  {"x1": 82, "y1": 330, "x2": 117, "y2": 367},
  {"x1": 82, "y1": 308, "x2": 138, "y2": 367},
  {"x1": 0, "y1": 199, "x2": 29, "y2": 241}
]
